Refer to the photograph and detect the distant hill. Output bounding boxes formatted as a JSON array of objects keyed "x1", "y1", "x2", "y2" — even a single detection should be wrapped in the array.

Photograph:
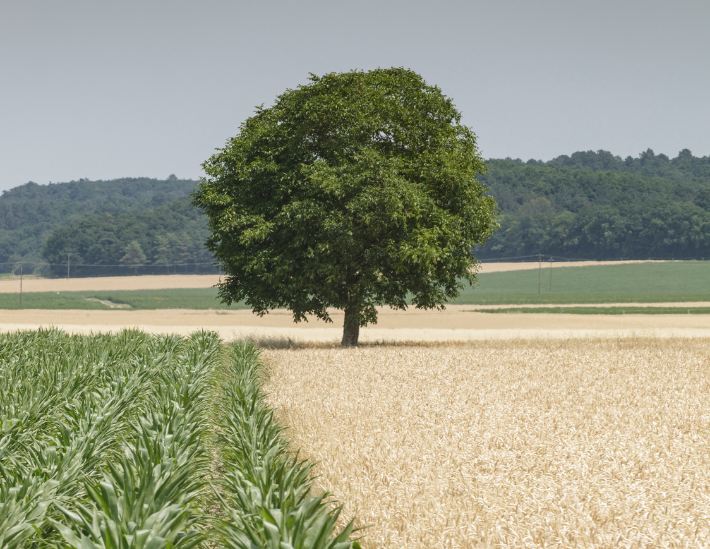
[
  {"x1": 478, "y1": 149, "x2": 710, "y2": 260},
  {"x1": 0, "y1": 175, "x2": 198, "y2": 273},
  {"x1": 4, "y1": 149, "x2": 710, "y2": 276}
]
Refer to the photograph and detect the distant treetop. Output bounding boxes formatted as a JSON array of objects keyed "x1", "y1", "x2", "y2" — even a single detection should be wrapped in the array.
[{"x1": 512, "y1": 148, "x2": 710, "y2": 182}]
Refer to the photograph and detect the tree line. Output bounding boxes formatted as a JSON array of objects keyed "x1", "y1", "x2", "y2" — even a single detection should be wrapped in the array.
[
  {"x1": 41, "y1": 197, "x2": 216, "y2": 276},
  {"x1": 478, "y1": 149, "x2": 710, "y2": 259},
  {"x1": 3, "y1": 149, "x2": 710, "y2": 276},
  {"x1": 0, "y1": 175, "x2": 197, "y2": 273}
]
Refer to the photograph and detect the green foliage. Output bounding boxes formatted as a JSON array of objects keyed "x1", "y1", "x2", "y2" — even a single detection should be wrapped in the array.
[
  {"x1": 0, "y1": 177, "x2": 197, "y2": 273},
  {"x1": 0, "y1": 331, "x2": 360, "y2": 548},
  {"x1": 41, "y1": 198, "x2": 215, "y2": 277},
  {"x1": 194, "y1": 68, "x2": 497, "y2": 345},
  {"x1": 120, "y1": 241, "x2": 147, "y2": 273},
  {"x1": 480, "y1": 149, "x2": 710, "y2": 259},
  {"x1": 5, "y1": 148, "x2": 710, "y2": 275},
  {"x1": 213, "y1": 342, "x2": 361, "y2": 549}
]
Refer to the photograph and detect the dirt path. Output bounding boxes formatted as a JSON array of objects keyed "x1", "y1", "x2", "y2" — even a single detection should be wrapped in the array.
[{"x1": 2, "y1": 307, "x2": 709, "y2": 343}]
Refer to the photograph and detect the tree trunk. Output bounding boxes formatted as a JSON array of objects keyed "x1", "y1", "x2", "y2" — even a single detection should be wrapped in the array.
[{"x1": 341, "y1": 308, "x2": 360, "y2": 346}]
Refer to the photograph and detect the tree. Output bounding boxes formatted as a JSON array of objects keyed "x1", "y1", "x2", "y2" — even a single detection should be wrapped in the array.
[
  {"x1": 193, "y1": 68, "x2": 498, "y2": 345},
  {"x1": 8, "y1": 253, "x2": 23, "y2": 276},
  {"x1": 153, "y1": 235, "x2": 171, "y2": 273},
  {"x1": 168, "y1": 233, "x2": 191, "y2": 273},
  {"x1": 120, "y1": 240, "x2": 146, "y2": 275}
]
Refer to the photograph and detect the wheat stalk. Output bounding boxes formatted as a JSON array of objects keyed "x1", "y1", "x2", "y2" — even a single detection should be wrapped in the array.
[{"x1": 263, "y1": 338, "x2": 710, "y2": 548}]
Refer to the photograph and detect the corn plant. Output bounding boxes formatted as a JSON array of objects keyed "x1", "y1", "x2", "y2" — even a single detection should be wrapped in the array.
[
  {"x1": 0, "y1": 330, "x2": 220, "y2": 547},
  {"x1": 0, "y1": 330, "x2": 154, "y2": 544},
  {"x1": 48, "y1": 331, "x2": 222, "y2": 549},
  {"x1": 0, "y1": 475, "x2": 57, "y2": 549},
  {"x1": 214, "y1": 342, "x2": 360, "y2": 549},
  {"x1": 1, "y1": 331, "x2": 360, "y2": 549}
]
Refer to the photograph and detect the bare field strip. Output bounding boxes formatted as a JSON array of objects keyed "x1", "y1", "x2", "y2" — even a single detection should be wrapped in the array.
[
  {"x1": 477, "y1": 259, "x2": 666, "y2": 274},
  {"x1": 0, "y1": 273, "x2": 223, "y2": 293},
  {"x1": 2, "y1": 308, "x2": 710, "y2": 343},
  {"x1": 263, "y1": 340, "x2": 710, "y2": 548},
  {"x1": 0, "y1": 261, "x2": 664, "y2": 294}
]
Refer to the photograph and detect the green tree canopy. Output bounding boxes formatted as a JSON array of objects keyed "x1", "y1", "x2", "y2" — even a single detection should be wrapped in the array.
[
  {"x1": 41, "y1": 198, "x2": 216, "y2": 277},
  {"x1": 120, "y1": 240, "x2": 147, "y2": 274},
  {"x1": 193, "y1": 68, "x2": 498, "y2": 345}
]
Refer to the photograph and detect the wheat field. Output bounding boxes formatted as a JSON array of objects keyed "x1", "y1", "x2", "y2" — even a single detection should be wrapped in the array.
[{"x1": 263, "y1": 339, "x2": 710, "y2": 548}]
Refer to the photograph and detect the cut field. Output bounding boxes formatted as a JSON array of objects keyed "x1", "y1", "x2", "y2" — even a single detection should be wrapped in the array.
[
  {"x1": 4, "y1": 306, "x2": 710, "y2": 343},
  {"x1": 0, "y1": 274, "x2": 222, "y2": 294},
  {"x1": 264, "y1": 339, "x2": 710, "y2": 548}
]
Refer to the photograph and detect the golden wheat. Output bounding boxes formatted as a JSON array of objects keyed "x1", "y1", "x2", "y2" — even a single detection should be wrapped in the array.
[{"x1": 263, "y1": 338, "x2": 710, "y2": 548}]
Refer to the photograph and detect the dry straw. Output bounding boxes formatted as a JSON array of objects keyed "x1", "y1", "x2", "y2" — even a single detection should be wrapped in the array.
[{"x1": 263, "y1": 338, "x2": 710, "y2": 548}]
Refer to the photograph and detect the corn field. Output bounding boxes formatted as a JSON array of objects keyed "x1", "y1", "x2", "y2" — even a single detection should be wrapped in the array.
[
  {"x1": 263, "y1": 339, "x2": 710, "y2": 549},
  {"x1": 0, "y1": 329, "x2": 357, "y2": 549}
]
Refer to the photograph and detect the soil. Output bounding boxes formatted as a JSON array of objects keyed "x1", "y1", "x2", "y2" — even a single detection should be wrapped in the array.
[{"x1": 475, "y1": 259, "x2": 665, "y2": 273}]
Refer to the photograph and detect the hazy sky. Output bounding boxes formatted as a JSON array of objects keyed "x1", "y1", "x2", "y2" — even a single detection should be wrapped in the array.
[{"x1": 1, "y1": 0, "x2": 709, "y2": 191}]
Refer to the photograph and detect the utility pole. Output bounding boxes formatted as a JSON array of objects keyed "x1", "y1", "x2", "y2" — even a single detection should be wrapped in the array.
[
  {"x1": 19, "y1": 263, "x2": 22, "y2": 306},
  {"x1": 538, "y1": 254, "x2": 542, "y2": 294},
  {"x1": 67, "y1": 253, "x2": 71, "y2": 279},
  {"x1": 549, "y1": 257, "x2": 553, "y2": 291}
]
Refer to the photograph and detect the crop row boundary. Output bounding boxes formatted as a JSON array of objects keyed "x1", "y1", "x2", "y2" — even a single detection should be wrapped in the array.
[
  {"x1": 210, "y1": 341, "x2": 362, "y2": 548},
  {"x1": 0, "y1": 331, "x2": 361, "y2": 547}
]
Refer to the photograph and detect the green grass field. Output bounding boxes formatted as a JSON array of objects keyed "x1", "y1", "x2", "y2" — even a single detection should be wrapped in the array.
[
  {"x1": 455, "y1": 261, "x2": 710, "y2": 304},
  {"x1": 0, "y1": 292, "x2": 110, "y2": 309},
  {"x1": 1, "y1": 261, "x2": 709, "y2": 309},
  {"x1": 471, "y1": 306, "x2": 710, "y2": 315},
  {"x1": 89, "y1": 288, "x2": 249, "y2": 309},
  {"x1": 0, "y1": 288, "x2": 248, "y2": 310}
]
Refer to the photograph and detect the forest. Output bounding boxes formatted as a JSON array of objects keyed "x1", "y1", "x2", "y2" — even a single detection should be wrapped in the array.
[
  {"x1": 0, "y1": 175, "x2": 203, "y2": 275},
  {"x1": 2, "y1": 149, "x2": 710, "y2": 277},
  {"x1": 41, "y1": 197, "x2": 215, "y2": 276},
  {"x1": 478, "y1": 148, "x2": 710, "y2": 260}
]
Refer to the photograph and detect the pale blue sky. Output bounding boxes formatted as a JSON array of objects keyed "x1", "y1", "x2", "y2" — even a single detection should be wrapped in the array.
[{"x1": 1, "y1": 0, "x2": 708, "y2": 190}]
